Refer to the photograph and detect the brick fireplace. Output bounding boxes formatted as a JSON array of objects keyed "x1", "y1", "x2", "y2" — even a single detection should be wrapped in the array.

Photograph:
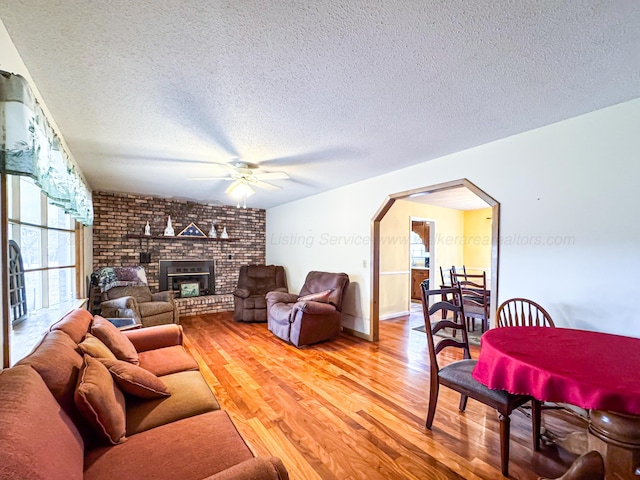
[{"x1": 92, "y1": 191, "x2": 266, "y2": 316}]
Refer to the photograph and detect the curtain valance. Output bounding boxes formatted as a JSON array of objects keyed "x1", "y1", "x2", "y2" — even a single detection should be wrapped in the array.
[{"x1": 0, "y1": 71, "x2": 93, "y2": 226}]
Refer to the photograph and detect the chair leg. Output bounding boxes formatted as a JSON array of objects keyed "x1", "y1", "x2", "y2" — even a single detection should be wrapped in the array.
[
  {"x1": 498, "y1": 413, "x2": 510, "y2": 477},
  {"x1": 459, "y1": 394, "x2": 468, "y2": 412},
  {"x1": 425, "y1": 381, "x2": 440, "y2": 429},
  {"x1": 532, "y1": 399, "x2": 542, "y2": 451}
]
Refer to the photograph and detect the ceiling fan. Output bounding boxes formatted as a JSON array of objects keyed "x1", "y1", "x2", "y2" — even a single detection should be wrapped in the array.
[{"x1": 190, "y1": 161, "x2": 290, "y2": 208}]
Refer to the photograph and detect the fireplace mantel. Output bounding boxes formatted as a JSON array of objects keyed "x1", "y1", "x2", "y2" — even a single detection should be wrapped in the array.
[{"x1": 124, "y1": 234, "x2": 236, "y2": 242}]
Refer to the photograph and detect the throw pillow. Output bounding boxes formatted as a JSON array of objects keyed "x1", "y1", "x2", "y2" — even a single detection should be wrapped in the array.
[
  {"x1": 298, "y1": 289, "x2": 332, "y2": 303},
  {"x1": 78, "y1": 333, "x2": 117, "y2": 360},
  {"x1": 99, "y1": 358, "x2": 170, "y2": 399},
  {"x1": 74, "y1": 355, "x2": 126, "y2": 445},
  {"x1": 91, "y1": 316, "x2": 139, "y2": 365}
]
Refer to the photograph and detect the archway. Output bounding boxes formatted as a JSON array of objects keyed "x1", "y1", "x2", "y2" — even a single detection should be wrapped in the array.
[{"x1": 369, "y1": 179, "x2": 499, "y2": 341}]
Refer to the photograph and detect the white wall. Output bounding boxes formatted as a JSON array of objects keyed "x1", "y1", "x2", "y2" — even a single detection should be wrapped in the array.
[{"x1": 267, "y1": 97, "x2": 640, "y2": 337}]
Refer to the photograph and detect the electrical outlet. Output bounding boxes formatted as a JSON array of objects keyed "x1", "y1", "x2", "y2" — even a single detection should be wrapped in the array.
[
  {"x1": 228, "y1": 254, "x2": 232, "y2": 260},
  {"x1": 362, "y1": 259, "x2": 367, "y2": 268}
]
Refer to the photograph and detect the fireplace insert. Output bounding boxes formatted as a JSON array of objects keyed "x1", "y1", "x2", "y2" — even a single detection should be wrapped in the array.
[{"x1": 159, "y1": 259, "x2": 215, "y2": 296}]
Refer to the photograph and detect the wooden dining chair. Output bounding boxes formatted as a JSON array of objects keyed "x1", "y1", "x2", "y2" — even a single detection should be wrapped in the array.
[
  {"x1": 450, "y1": 265, "x2": 467, "y2": 280},
  {"x1": 438, "y1": 266, "x2": 452, "y2": 320},
  {"x1": 451, "y1": 271, "x2": 490, "y2": 333},
  {"x1": 496, "y1": 298, "x2": 555, "y2": 328},
  {"x1": 439, "y1": 266, "x2": 450, "y2": 287},
  {"x1": 420, "y1": 284, "x2": 541, "y2": 477}
]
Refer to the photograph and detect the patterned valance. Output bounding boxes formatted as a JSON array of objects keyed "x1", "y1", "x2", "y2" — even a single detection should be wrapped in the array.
[{"x1": 0, "y1": 71, "x2": 93, "y2": 225}]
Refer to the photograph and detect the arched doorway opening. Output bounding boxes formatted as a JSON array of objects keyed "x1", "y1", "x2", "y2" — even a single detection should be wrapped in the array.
[{"x1": 369, "y1": 179, "x2": 499, "y2": 341}]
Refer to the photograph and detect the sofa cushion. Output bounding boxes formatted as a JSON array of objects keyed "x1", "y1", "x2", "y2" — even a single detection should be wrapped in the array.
[
  {"x1": 298, "y1": 289, "x2": 332, "y2": 303},
  {"x1": 50, "y1": 308, "x2": 93, "y2": 344},
  {"x1": 78, "y1": 333, "x2": 118, "y2": 360},
  {"x1": 84, "y1": 410, "x2": 255, "y2": 480},
  {"x1": 75, "y1": 355, "x2": 127, "y2": 445},
  {"x1": 123, "y1": 324, "x2": 184, "y2": 352},
  {"x1": 137, "y1": 345, "x2": 199, "y2": 376},
  {"x1": 16, "y1": 330, "x2": 84, "y2": 424},
  {"x1": 100, "y1": 358, "x2": 170, "y2": 399},
  {"x1": 0, "y1": 365, "x2": 84, "y2": 480},
  {"x1": 125, "y1": 370, "x2": 220, "y2": 435},
  {"x1": 204, "y1": 457, "x2": 289, "y2": 480},
  {"x1": 91, "y1": 316, "x2": 139, "y2": 364}
]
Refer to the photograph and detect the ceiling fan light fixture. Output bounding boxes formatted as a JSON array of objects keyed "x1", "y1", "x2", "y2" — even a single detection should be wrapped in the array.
[{"x1": 227, "y1": 180, "x2": 255, "y2": 208}]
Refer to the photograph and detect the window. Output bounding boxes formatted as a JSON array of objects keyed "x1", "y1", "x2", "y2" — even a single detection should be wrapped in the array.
[{"x1": 8, "y1": 175, "x2": 77, "y2": 312}]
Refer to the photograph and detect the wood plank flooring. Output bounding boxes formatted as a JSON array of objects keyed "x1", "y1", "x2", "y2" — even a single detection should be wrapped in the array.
[{"x1": 181, "y1": 311, "x2": 581, "y2": 479}]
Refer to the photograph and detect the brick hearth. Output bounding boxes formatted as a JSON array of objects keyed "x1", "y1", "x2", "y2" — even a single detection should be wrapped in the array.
[{"x1": 174, "y1": 294, "x2": 234, "y2": 317}]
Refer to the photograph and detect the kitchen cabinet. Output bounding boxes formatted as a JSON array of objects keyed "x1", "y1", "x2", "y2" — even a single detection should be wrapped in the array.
[
  {"x1": 411, "y1": 268, "x2": 430, "y2": 301},
  {"x1": 411, "y1": 222, "x2": 430, "y2": 247}
]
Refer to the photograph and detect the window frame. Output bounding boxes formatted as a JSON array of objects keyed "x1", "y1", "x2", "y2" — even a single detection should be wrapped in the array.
[{"x1": 7, "y1": 175, "x2": 80, "y2": 310}]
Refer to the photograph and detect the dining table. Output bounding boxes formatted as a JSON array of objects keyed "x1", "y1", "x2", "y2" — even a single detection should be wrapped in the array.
[{"x1": 472, "y1": 326, "x2": 640, "y2": 480}]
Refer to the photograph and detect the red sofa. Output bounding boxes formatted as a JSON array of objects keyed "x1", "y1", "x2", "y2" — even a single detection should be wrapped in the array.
[{"x1": 0, "y1": 309, "x2": 288, "y2": 480}]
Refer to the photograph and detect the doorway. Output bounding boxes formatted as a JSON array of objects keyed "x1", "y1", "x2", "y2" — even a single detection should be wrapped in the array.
[
  {"x1": 409, "y1": 218, "x2": 435, "y2": 303},
  {"x1": 370, "y1": 179, "x2": 499, "y2": 341}
]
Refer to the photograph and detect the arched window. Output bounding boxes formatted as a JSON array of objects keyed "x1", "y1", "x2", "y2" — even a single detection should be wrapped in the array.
[{"x1": 8, "y1": 240, "x2": 27, "y2": 326}]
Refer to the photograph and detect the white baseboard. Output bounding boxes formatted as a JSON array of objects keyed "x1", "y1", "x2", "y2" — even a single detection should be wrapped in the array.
[{"x1": 379, "y1": 310, "x2": 410, "y2": 321}]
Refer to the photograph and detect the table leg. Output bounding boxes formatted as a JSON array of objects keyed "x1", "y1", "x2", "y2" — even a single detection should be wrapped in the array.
[
  {"x1": 588, "y1": 410, "x2": 640, "y2": 479},
  {"x1": 539, "y1": 451, "x2": 604, "y2": 480},
  {"x1": 541, "y1": 410, "x2": 640, "y2": 480}
]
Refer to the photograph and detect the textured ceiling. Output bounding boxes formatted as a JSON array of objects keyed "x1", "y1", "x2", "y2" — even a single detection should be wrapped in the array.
[{"x1": 1, "y1": 1, "x2": 639, "y2": 209}]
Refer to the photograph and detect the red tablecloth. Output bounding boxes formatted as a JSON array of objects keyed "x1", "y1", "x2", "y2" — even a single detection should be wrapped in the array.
[{"x1": 472, "y1": 326, "x2": 640, "y2": 415}]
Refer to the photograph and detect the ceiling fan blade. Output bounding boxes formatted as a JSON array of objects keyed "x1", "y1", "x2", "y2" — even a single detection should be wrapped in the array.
[
  {"x1": 250, "y1": 179, "x2": 282, "y2": 191},
  {"x1": 253, "y1": 171, "x2": 289, "y2": 181}
]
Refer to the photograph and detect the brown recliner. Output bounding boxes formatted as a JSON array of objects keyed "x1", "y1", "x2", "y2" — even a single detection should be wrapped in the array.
[
  {"x1": 233, "y1": 265, "x2": 288, "y2": 322},
  {"x1": 100, "y1": 285, "x2": 179, "y2": 327},
  {"x1": 266, "y1": 271, "x2": 350, "y2": 347}
]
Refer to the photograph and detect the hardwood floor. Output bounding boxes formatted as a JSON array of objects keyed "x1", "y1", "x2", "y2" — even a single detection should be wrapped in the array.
[{"x1": 181, "y1": 311, "x2": 581, "y2": 479}]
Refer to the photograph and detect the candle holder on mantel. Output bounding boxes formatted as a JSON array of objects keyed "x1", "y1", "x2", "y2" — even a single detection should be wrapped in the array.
[
  {"x1": 220, "y1": 226, "x2": 229, "y2": 239},
  {"x1": 208, "y1": 221, "x2": 217, "y2": 238}
]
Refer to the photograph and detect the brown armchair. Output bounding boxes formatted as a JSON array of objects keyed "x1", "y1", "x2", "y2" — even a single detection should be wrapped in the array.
[
  {"x1": 101, "y1": 286, "x2": 179, "y2": 327},
  {"x1": 233, "y1": 265, "x2": 288, "y2": 322},
  {"x1": 266, "y1": 271, "x2": 349, "y2": 347}
]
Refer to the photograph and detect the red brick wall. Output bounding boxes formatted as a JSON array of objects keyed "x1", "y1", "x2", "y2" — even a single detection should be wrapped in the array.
[{"x1": 92, "y1": 191, "x2": 266, "y2": 297}]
